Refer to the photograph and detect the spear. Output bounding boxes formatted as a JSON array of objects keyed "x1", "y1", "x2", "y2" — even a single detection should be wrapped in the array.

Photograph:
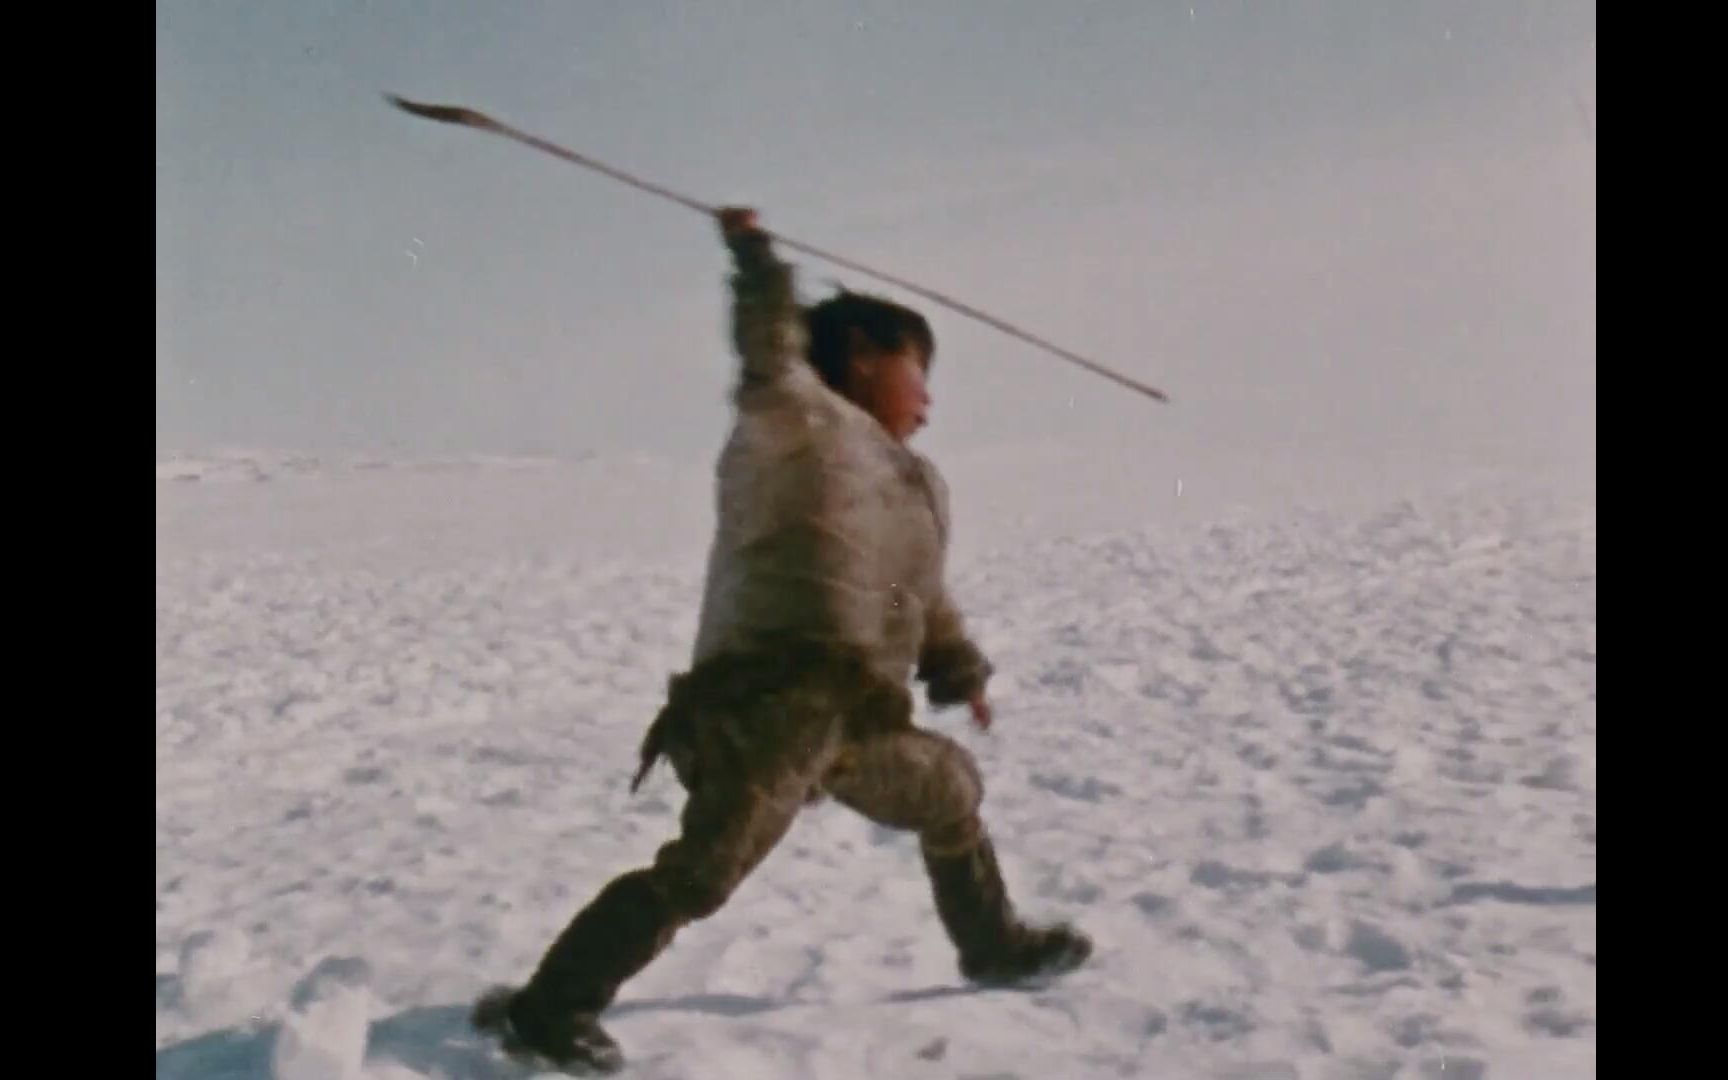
[{"x1": 386, "y1": 95, "x2": 1170, "y2": 405}]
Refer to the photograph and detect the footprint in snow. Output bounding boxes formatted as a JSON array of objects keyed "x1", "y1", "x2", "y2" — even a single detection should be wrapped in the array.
[
  {"x1": 1029, "y1": 772, "x2": 1123, "y2": 802},
  {"x1": 1178, "y1": 999, "x2": 1257, "y2": 1042}
]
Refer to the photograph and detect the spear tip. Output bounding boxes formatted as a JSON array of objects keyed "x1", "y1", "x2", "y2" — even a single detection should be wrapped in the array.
[{"x1": 385, "y1": 94, "x2": 495, "y2": 129}]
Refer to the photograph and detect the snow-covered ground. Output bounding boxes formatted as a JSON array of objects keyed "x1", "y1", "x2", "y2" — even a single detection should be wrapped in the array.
[{"x1": 156, "y1": 450, "x2": 1595, "y2": 1079}]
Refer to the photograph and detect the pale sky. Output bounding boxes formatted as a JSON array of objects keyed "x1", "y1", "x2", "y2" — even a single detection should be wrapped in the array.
[{"x1": 157, "y1": 0, "x2": 1593, "y2": 485}]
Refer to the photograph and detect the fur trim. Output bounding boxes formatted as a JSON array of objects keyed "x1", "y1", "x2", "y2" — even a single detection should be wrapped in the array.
[{"x1": 917, "y1": 640, "x2": 994, "y2": 707}]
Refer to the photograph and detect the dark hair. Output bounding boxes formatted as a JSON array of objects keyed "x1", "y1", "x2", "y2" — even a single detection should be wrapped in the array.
[{"x1": 803, "y1": 288, "x2": 934, "y2": 392}]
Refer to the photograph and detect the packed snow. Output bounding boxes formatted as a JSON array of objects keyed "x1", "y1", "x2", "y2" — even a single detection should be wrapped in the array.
[{"x1": 156, "y1": 450, "x2": 1594, "y2": 1079}]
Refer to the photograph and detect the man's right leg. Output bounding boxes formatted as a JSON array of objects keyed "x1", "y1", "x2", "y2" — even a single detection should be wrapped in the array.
[{"x1": 491, "y1": 722, "x2": 829, "y2": 1068}]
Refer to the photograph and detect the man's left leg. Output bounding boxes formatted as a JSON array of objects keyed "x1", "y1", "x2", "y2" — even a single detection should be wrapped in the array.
[{"x1": 821, "y1": 728, "x2": 1091, "y2": 986}]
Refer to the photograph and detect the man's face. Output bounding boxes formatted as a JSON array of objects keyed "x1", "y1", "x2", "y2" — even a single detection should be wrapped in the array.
[{"x1": 849, "y1": 347, "x2": 931, "y2": 441}]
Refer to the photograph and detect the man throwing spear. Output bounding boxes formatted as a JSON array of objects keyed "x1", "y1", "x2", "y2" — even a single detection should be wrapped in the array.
[{"x1": 473, "y1": 207, "x2": 1093, "y2": 1074}]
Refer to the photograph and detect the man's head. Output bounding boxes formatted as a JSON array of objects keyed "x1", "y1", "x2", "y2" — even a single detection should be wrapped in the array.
[{"x1": 804, "y1": 289, "x2": 935, "y2": 441}]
